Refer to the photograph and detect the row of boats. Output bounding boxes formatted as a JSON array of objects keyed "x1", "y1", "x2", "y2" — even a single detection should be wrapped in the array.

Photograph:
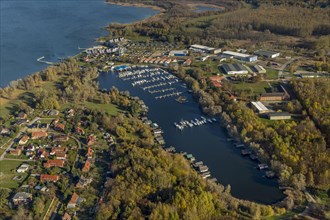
[
  {"x1": 174, "y1": 116, "x2": 217, "y2": 130},
  {"x1": 131, "y1": 75, "x2": 176, "y2": 84},
  {"x1": 182, "y1": 153, "x2": 216, "y2": 181},
  {"x1": 116, "y1": 66, "x2": 184, "y2": 101},
  {"x1": 231, "y1": 141, "x2": 275, "y2": 178}
]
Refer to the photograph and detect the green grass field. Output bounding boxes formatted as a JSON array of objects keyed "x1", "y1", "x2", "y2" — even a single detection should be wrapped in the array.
[
  {"x1": 0, "y1": 80, "x2": 58, "y2": 117},
  {"x1": 231, "y1": 81, "x2": 270, "y2": 95},
  {"x1": 84, "y1": 101, "x2": 118, "y2": 116},
  {"x1": 0, "y1": 160, "x2": 32, "y2": 188},
  {"x1": 265, "y1": 68, "x2": 279, "y2": 79}
]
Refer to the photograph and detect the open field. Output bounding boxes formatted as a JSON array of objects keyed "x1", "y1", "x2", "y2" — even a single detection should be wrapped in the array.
[
  {"x1": 0, "y1": 80, "x2": 59, "y2": 117},
  {"x1": 231, "y1": 81, "x2": 270, "y2": 95},
  {"x1": 0, "y1": 160, "x2": 32, "y2": 188},
  {"x1": 84, "y1": 101, "x2": 119, "y2": 116}
]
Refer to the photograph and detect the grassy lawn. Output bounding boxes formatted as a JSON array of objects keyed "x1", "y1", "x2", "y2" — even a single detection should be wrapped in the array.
[
  {"x1": 84, "y1": 101, "x2": 118, "y2": 116},
  {"x1": 231, "y1": 81, "x2": 270, "y2": 95},
  {"x1": 265, "y1": 68, "x2": 279, "y2": 79},
  {"x1": 0, "y1": 80, "x2": 59, "y2": 117},
  {"x1": 0, "y1": 160, "x2": 32, "y2": 189}
]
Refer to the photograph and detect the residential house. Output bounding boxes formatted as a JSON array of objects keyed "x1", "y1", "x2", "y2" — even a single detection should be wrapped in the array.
[
  {"x1": 67, "y1": 193, "x2": 85, "y2": 209},
  {"x1": 44, "y1": 159, "x2": 65, "y2": 168},
  {"x1": 19, "y1": 135, "x2": 30, "y2": 145},
  {"x1": 17, "y1": 164, "x2": 30, "y2": 173},
  {"x1": 25, "y1": 145, "x2": 35, "y2": 152},
  {"x1": 183, "y1": 59, "x2": 192, "y2": 66},
  {"x1": 50, "y1": 147, "x2": 67, "y2": 155},
  {"x1": 12, "y1": 192, "x2": 32, "y2": 205},
  {"x1": 40, "y1": 174, "x2": 60, "y2": 182},
  {"x1": 86, "y1": 147, "x2": 93, "y2": 159},
  {"x1": 209, "y1": 76, "x2": 225, "y2": 88},
  {"x1": 10, "y1": 148, "x2": 22, "y2": 156},
  {"x1": 75, "y1": 126, "x2": 85, "y2": 135},
  {"x1": 75, "y1": 176, "x2": 93, "y2": 188},
  {"x1": 16, "y1": 112, "x2": 27, "y2": 120},
  {"x1": 0, "y1": 127, "x2": 10, "y2": 135},
  {"x1": 48, "y1": 109, "x2": 59, "y2": 116},
  {"x1": 86, "y1": 134, "x2": 96, "y2": 146},
  {"x1": 67, "y1": 109, "x2": 75, "y2": 118},
  {"x1": 56, "y1": 152, "x2": 67, "y2": 160},
  {"x1": 31, "y1": 131, "x2": 48, "y2": 139},
  {"x1": 54, "y1": 123, "x2": 65, "y2": 132},
  {"x1": 62, "y1": 213, "x2": 72, "y2": 220},
  {"x1": 39, "y1": 149, "x2": 49, "y2": 159},
  {"x1": 82, "y1": 160, "x2": 91, "y2": 172}
]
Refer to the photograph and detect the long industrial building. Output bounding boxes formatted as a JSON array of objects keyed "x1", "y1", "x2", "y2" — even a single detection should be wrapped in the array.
[
  {"x1": 222, "y1": 51, "x2": 258, "y2": 62},
  {"x1": 254, "y1": 50, "x2": 280, "y2": 58},
  {"x1": 190, "y1": 44, "x2": 222, "y2": 54},
  {"x1": 221, "y1": 63, "x2": 249, "y2": 75},
  {"x1": 251, "y1": 101, "x2": 269, "y2": 113}
]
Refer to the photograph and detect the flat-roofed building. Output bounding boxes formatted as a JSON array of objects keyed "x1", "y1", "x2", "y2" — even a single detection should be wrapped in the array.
[
  {"x1": 222, "y1": 51, "x2": 258, "y2": 62},
  {"x1": 260, "y1": 93, "x2": 286, "y2": 101},
  {"x1": 190, "y1": 44, "x2": 221, "y2": 54},
  {"x1": 250, "y1": 65, "x2": 266, "y2": 74},
  {"x1": 268, "y1": 112, "x2": 291, "y2": 120},
  {"x1": 169, "y1": 50, "x2": 189, "y2": 57},
  {"x1": 251, "y1": 101, "x2": 270, "y2": 113},
  {"x1": 254, "y1": 50, "x2": 280, "y2": 58},
  {"x1": 221, "y1": 63, "x2": 249, "y2": 75}
]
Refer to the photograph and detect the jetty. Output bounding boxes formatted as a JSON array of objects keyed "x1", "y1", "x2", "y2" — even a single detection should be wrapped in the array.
[
  {"x1": 37, "y1": 56, "x2": 55, "y2": 65},
  {"x1": 173, "y1": 116, "x2": 217, "y2": 131}
]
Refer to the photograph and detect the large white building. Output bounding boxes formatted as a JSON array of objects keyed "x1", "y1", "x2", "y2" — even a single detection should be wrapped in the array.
[
  {"x1": 254, "y1": 50, "x2": 280, "y2": 58},
  {"x1": 190, "y1": 44, "x2": 222, "y2": 54},
  {"x1": 222, "y1": 51, "x2": 258, "y2": 62},
  {"x1": 251, "y1": 101, "x2": 269, "y2": 113},
  {"x1": 169, "y1": 50, "x2": 189, "y2": 56}
]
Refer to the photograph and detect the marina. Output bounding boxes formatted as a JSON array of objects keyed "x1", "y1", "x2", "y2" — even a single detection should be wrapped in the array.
[
  {"x1": 173, "y1": 117, "x2": 217, "y2": 130},
  {"x1": 111, "y1": 66, "x2": 185, "y2": 100},
  {"x1": 99, "y1": 65, "x2": 284, "y2": 204}
]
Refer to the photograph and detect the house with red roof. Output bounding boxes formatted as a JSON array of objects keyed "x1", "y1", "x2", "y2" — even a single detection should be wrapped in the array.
[
  {"x1": 44, "y1": 159, "x2": 65, "y2": 168},
  {"x1": 40, "y1": 174, "x2": 60, "y2": 182},
  {"x1": 82, "y1": 160, "x2": 91, "y2": 172},
  {"x1": 31, "y1": 131, "x2": 48, "y2": 139}
]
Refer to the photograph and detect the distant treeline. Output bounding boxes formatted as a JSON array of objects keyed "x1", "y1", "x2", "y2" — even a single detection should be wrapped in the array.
[{"x1": 247, "y1": 0, "x2": 330, "y2": 8}]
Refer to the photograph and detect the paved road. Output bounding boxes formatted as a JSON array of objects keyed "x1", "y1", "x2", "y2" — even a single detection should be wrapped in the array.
[
  {"x1": 278, "y1": 57, "x2": 301, "y2": 79},
  {"x1": 2, "y1": 158, "x2": 31, "y2": 162}
]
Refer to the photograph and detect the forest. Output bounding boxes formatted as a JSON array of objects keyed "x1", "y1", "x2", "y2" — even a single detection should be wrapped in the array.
[
  {"x1": 291, "y1": 79, "x2": 330, "y2": 147},
  {"x1": 95, "y1": 107, "x2": 282, "y2": 220},
  {"x1": 0, "y1": 58, "x2": 288, "y2": 219},
  {"x1": 107, "y1": 0, "x2": 330, "y2": 53}
]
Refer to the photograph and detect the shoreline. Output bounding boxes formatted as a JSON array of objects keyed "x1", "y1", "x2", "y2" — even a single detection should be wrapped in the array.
[
  {"x1": 106, "y1": 1, "x2": 165, "y2": 25},
  {"x1": 106, "y1": 1, "x2": 165, "y2": 13}
]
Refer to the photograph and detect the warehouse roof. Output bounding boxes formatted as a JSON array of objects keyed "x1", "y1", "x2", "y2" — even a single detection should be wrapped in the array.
[
  {"x1": 190, "y1": 44, "x2": 215, "y2": 51},
  {"x1": 221, "y1": 63, "x2": 248, "y2": 72},
  {"x1": 255, "y1": 50, "x2": 280, "y2": 57},
  {"x1": 222, "y1": 51, "x2": 250, "y2": 58},
  {"x1": 251, "y1": 101, "x2": 269, "y2": 112}
]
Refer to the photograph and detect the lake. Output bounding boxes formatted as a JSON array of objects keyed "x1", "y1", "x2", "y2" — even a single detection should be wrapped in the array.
[
  {"x1": 99, "y1": 68, "x2": 284, "y2": 204},
  {"x1": 0, "y1": 0, "x2": 158, "y2": 87}
]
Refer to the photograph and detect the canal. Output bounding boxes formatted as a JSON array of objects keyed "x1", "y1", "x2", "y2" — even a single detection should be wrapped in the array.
[{"x1": 99, "y1": 69, "x2": 284, "y2": 204}]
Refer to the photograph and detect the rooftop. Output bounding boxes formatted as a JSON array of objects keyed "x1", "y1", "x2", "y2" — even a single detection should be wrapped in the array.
[{"x1": 251, "y1": 101, "x2": 269, "y2": 112}]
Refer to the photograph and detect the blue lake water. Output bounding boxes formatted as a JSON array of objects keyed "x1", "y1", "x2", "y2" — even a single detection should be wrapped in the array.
[
  {"x1": 0, "y1": 0, "x2": 158, "y2": 87},
  {"x1": 99, "y1": 69, "x2": 284, "y2": 204}
]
